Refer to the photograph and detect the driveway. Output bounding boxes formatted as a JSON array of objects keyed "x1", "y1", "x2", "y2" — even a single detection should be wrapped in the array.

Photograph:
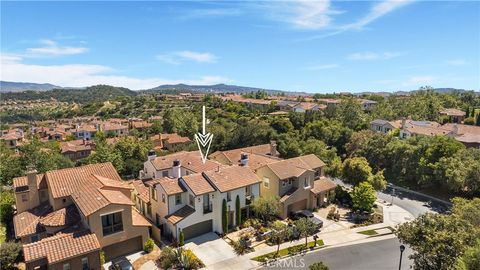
[{"x1": 184, "y1": 232, "x2": 237, "y2": 267}]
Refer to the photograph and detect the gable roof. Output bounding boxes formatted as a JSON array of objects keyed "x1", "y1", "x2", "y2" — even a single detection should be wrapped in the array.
[
  {"x1": 166, "y1": 205, "x2": 195, "y2": 224},
  {"x1": 146, "y1": 177, "x2": 186, "y2": 196},
  {"x1": 60, "y1": 139, "x2": 94, "y2": 154},
  {"x1": 23, "y1": 227, "x2": 100, "y2": 264},
  {"x1": 311, "y1": 177, "x2": 337, "y2": 194},
  {"x1": 150, "y1": 151, "x2": 221, "y2": 173},
  {"x1": 262, "y1": 155, "x2": 325, "y2": 180},
  {"x1": 13, "y1": 203, "x2": 52, "y2": 238},
  {"x1": 203, "y1": 166, "x2": 261, "y2": 193},
  {"x1": 38, "y1": 205, "x2": 80, "y2": 228},
  {"x1": 181, "y1": 174, "x2": 215, "y2": 196},
  {"x1": 131, "y1": 180, "x2": 150, "y2": 203}
]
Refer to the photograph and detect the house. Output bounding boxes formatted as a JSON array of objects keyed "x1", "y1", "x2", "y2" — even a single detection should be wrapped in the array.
[
  {"x1": 370, "y1": 119, "x2": 402, "y2": 133},
  {"x1": 292, "y1": 102, "x2": 326, "y2": 113},
  {"x1": 71, "y1": 124, "x2": 97, "y2": 140},
  {"x1": 359, "y1": 99, "x2": 378, "y2": 110},
  {"x1": 102, "y1": 123, "x2": 129, "y2": 137},
  {"x1": 440, "y1": 108, "x2": 466, "y2": 123},
  {"x1": 60, "y1": 139, "x2": 94, "y2": 161},
  {"x1": 399, "y1": 119, "x2": 449, "y2": 139},
  {"x1": 211, "y1": 144, "x2": 336, "y2": 219},
  {"x1": 130, "y1": 121, "x2": 152, "y2": 131},
  {"x1": 0, "y1": 128, "x2": 24, "y2": 149},
  {"x1": 150, "y1": 133, "x2": 191, "y2": 151},
  {"x1": 12, "y1": 163, "x2": 151, "y2": 269},
  {"x1": 443, "y1": 123, "x2": 480, "y2": 148},
  {"x1": 139, "y1": 151, "x2": 260, "y2": 240},
  {"x1": 254, "y1": 154, "x2": 335, "y2": 218}
]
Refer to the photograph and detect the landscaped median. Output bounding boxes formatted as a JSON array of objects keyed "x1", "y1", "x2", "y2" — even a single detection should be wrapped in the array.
[
  {"x1": 357, "y1": 226, "x2": 395, "y2": 236},
  {"x1": 252, "y1": 240, "x2": 325, "y2": 263}
]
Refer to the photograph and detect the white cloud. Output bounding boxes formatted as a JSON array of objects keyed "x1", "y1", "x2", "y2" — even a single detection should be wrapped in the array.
[
  {"x1": 156, "y1": 51, "x2": 218, "y2": 64},
  {"x1": 344, "y1": 0, "x2": 414, "y2": 30},
  {"x1": 446, "y1": 59, "x2": 468, "y2": 66},
  {"x1": 305, "y1": 64, "x2": 339, "y2": 70},
  {"x1": 1, "y1": 55, "x2": 230, "y2": 90},
  {"x1": 25, "y1": 39, "x2": 88, "y2": 56},
  {"x1": 403, "y1": 75, "x2": 436, "y2": 87},
  {"x1": 347, "y1": 51, "x2": 403, "y2": 60},
  {"x1": 179, "y1": 8, "x2": 242, "y2": 20},
  {"x1": 262, "y1": 0, "x2": 341, "y2": 30}
]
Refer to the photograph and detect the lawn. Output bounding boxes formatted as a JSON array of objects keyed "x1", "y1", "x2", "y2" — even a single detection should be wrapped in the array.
[
  {"x1": 252, "y1": 240, "x2": 324, "y2": 262},
  {"x1": 357, "y1": 226, "x2": 395, "y2": 236}
]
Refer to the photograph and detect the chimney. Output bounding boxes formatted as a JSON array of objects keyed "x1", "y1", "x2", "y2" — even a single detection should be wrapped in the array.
[
  {"x1": 172, "y1": 159, "x2": 181, "y2": 179},
  {"x1": 270, "y1": 140, "x2": 277, "y2": 156},
  {"x1": 147, "y1": 150, "x2": 157, "y2": 161},
  {"x1": 453, "y1": 123, "x2": 459, "y2": 135},
  {"x1": 401, "y1": 118, "x2": 406, "y2": 129},
  {"x1": 26, "y1": 165, "x2": 37, "y2": 188},
  {"x1": 240, "y1": 153, "x2": 249, "y2": 166}
]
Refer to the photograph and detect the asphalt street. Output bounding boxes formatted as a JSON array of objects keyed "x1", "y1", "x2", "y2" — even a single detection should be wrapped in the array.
[{"x1": 261, "y1": 237, "x2": 413, "y2": 270}]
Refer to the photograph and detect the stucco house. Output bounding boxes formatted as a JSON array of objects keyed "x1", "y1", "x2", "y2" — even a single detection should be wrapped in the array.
[
  {"x1": 12, "y1": 163, "x2": 151, "y2": 269},
  {"x1": 370, "y1": 119, "x2": 402, "y2": 134}
]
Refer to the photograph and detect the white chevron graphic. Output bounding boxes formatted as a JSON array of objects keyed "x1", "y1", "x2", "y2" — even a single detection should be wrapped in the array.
[{"x1": 195, "y1": 106, "x2": 213, "y2": 164}]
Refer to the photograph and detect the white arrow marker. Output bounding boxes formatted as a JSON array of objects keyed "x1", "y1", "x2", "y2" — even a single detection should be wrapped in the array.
[{"x1": 195, "y1": 106, "x2": 213, "y2": 164}]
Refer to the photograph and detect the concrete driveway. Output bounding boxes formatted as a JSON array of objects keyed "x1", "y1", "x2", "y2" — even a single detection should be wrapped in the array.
[{"x1": 184, "y1": 232, "x2": 237, "y2": 267}]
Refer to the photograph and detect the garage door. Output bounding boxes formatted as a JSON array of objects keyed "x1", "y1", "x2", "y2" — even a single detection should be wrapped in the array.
[
  {"x1": 103, "y1": 236, "x2": 143, "y2": 261},
  {"x1": 287, "y1": 199, "x2": 307, "y2": 215},
  {"x1": 182, "y1": 220, "x2": 212, "y2": 240}
]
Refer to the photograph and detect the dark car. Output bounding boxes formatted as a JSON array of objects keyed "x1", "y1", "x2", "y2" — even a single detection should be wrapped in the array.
[
  {"x1": 109, "y1": 258, "x2": 134, "y2": 270},
  {"x1": 291, "y1": 210, "x2": 324, "y2": 229}
]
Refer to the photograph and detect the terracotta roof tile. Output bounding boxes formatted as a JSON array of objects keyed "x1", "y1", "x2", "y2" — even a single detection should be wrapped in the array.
[
  {"x1": 14, "y1": 203, "x2": 52, "y2": 238},
  {"x1": 132, "y1": 180, "x2": 150, "y2": 203},
  {"x1": 148, "y1": 177, "x2": 186, "y2": 195},
  {"x1": 13, "y1": 174, "x2": 46, "y2": 192},
  {"x1": 132, "y1": 209, "x2": 151, "y2": 227},
  {"x1": 151, "y1": 151, "x2": 221, "y2": 173},
  {"x1": 23, "y1": 228, "x2": 100, "y2": 264},
  {"x1": 38, "y1": 205, "x2": 80, "y2": 227},
  {"x1": 311, "y1": 177, "x2": 337, "y2": 194},
  {"x1": 166, "y1": 206, "x2": 195, "y2": 224},
  {"x1": 181, "y1": 174, "x2": 215, "y2": 196},
  {"x1": 60, "y1": 139, "x2": 94, "y2": 154},
  {"x1": 203, "y1": 166, "x2": 261, "y2": 193}
]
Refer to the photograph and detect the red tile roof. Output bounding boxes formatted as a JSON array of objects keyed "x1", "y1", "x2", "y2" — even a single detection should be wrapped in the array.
[
  {"x1": 132, "y1": 209, "x2": 152, "y2": 227},
  {"x1": 23, "y1": 227, "x2": 100, "y2": 264},
  {"x1": 311, "y1": 177, "x2": 337, "y2": 194},
  {"x1": 13, "y1": 203, "x2": 52, "y2": 238},
  {"x1": 132, "y1": 180, "x2": 150, "y2": 203},
  {"x1": 181, "y1": 174, "x2": 215, "y2": 196},
  {"x1": 38, "y1": 205, "x2": 80, "y2": 227},
  {"x1": 203, "y1": 166, "x2": 261, "y2": 193},
  {"x1": 166, "y1": 206, "x2": 195, "y2": 224}
]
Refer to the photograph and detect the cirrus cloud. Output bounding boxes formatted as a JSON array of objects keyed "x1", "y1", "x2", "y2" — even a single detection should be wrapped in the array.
[{"x1": 156, "y1": 51, "x2": 218, "y2": 65}]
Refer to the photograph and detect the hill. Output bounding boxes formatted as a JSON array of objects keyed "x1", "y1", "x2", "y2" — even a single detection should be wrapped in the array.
[
  {"x1": 0, "y1": 85, "x2": 137, "y2": 103},
  {"x1": 143, "y1": 83, "x2": 296, "y2": 95},
  {"x1": 0, "y1": 81, "x2": 60, "y2": 92}
]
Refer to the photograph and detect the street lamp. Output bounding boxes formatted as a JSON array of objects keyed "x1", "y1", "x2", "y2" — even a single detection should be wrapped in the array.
[{"x1": 399, "y1": 245, "x2": 405, "y2": 270}]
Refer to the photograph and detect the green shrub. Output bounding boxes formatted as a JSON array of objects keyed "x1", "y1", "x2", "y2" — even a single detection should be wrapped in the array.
[
  {"x1": 143, "y1": 238, "x2": 155, "y2": 253},
  {"x1": 158, "y1": 247, "x2": 176, "y2": 269},
  {"x1": 179, "y1": 230, "x2": 185, "y2": 246},
  {"x1": 0, "y1": 242, "x2": 22, "y2": 268},
  {"x1": 309, "y1": 262, "x2": 329, "y2": 270}
]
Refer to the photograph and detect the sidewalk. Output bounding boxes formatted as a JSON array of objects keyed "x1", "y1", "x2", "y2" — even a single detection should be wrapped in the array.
[{"x1": 206, "y1": 200, "x2": 413, "y2": 269}]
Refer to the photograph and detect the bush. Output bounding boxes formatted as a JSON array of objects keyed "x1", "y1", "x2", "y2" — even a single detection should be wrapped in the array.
[
  {"x1": 99, "y1": 250, "x2": 105, "y2": 265},
  {"x1": 0, "y1": 242, "x2": 22, "y2": 268},
  {"x1": 158, "y1": 247, "x2": 176, "y2": 269},
  {"x1": 158, "y1": 247, "x2": 204, "y2": 270},
  {"x1": 309, "y1": 262, "x2": 329, "y2": 270},
  {"x1": 231, "y1": 238, "x2": 252, "y2": 255},
  {"x1": 143, "y1": 238, "x2": 155, "y2": 253}
]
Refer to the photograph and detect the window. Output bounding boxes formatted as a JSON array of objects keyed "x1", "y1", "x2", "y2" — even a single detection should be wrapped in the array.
[
  {"x1": 81, "y1": 257, "x2": 89, "y2": 270},
  {"x1": 175, "y1": 194, "x2": 182, "y2": 205},
  {"x1": 162, "y1": 170, "x2": 169, "y2": 177},
  {"x1": 288, "y1": 178, "x2": 293, "y2": 185},
  {"x1": 152, "y1": 188, "x2": 158, "y2": 201},
  {"x1": 155, "y1": 214, "x2": 161, "y2": 227},
  {"x1": 245, "y1": 185, "x2": 251, "y2": 196},
  {"x1": 147, "y1": 205, "x2": 152, "y2": 216},
  {"x1": 102, "y1": 212, "x2": 123, "y2": 236},
  {"x1": 162, "y1": 194, "x2": 165, "y2": 203},
  {"x1": 21, "y1": 194, "x2": 28, "y2": 202},
  {"x1": 304, "y1": 178, "x2": 310, "y2": 188},
  {"x1": 189, "y1": 194, "x2": 195, "y2": 207},
  {"x1": 62, "y1": 198, "x2": 67, "y2": 204},
  {"x1": 31, "y1": 234, "x2": 39, "y2": 242},
  {"x1": 314, "y1": 169, "x2": 321, "y2": 178},
  {"x1": 227, "y1": 192, "x2": 231, "y2": 202},
  {"x1": 263, "y1": 177, "x2": 270, "y2": 188},
  {"x1": 282, "y1": 180, "x2": 286, "y2": 187},
  {"x1": 63, "y1": 263, "x2": 70, "y2": 270}
]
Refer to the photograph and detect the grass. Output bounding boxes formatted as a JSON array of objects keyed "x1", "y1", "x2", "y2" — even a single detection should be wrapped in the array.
[
  {"x1": 357, "y1": 226, "x2": 396, "y2": 236},
  {"x1": 252, "y1": 239, "x2": 324, "y2": 262}
]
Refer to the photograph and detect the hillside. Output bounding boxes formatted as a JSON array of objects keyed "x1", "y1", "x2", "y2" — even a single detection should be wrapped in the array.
[
  {"x1": 0, "y1": 81, "x2": 60, "y2": 92},
  {"x1": 0, "y1": 85, "x2": 137, "y2": 103},
  {"x1": 143, "y1": 83, "x2": 294, "y2": 95}
]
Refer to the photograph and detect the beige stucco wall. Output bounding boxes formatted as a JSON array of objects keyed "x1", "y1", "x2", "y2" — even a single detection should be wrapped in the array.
[
  {"x1": 87, "y1": 204, "x2": 149, "y2": 248},
  {"x1": 255, "y1": 166, "x2": 281, "y2": 199}
]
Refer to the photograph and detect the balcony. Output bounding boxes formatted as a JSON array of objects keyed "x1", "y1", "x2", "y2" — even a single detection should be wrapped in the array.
[{"x1": 203, "y1": 203, "x2": 213, "y2": 214}]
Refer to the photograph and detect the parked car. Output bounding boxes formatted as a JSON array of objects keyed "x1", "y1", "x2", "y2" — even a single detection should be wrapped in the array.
[
  {"x1": 109, "y1": 258, "x2": 134, "y2": 270},
  {"x1": 291, "y1": 210, "x2": 324, "y2": 229}
]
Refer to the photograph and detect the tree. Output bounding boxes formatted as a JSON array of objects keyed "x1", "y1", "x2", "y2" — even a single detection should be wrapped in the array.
[
  {"x1": 162, "y1": 108, "x2": 199, "y2": 137},
  {"x1": 0, "y1": 242, "x2": 22, "y2": 268},
  {"x1": 396, "y1": 198, "x2": 480, "y2": 270},
  {"x1": 222, "y1": 199, "x2": 228, "y2": 234},
  {"x1": 294, "y1": 218, "x2": 317, "y2": 247},
  {"x1": 0, "y1": 145, "x2": 23, "y2": 186},
  {"x1": 251, "y1": 196, "x2": 279, "y2": 224},
  {"x1": 269, "y1": 221, "x2": 289, "y2": 256},
  {"x1": 235, "y1": 195, "x2": 241, "y2": 226},
  {"x1": 270, "y1": 118, "x2": 293, "y2": 134},
  {"x1": 368, "y1": 170, "x2": 387, "y2": 191},
  {"x1": 0, "y1": 189, "x2": 15, "y2": 225},
  {"x1": 309, "y1": 262, "x2": 329, "y2": 270},
  {"x1": 342, "y1": 157, "x2": 372, "y2": 186},
  {"x1": 455, "y1": 241, "x2": 480, "y2": 270},
  {"x1": 351, "y1": 182, "x2": 376, "y2": 212},
  {"x1": 179, "y1": 230, "x2": 185, "y2": 247}
]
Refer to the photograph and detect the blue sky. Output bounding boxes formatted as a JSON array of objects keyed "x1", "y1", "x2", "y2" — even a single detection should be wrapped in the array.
[{"x1": 1, "y1": 1, "x2": 479, "y2": 92}]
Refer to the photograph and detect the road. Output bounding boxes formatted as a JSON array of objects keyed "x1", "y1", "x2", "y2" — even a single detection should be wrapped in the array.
[
  {"x1": 333, "y1": 179, "x2": 451, "y2": 218},
  {"x1": 261, "y1": 237, "x2": 413, "y2": 270}
]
